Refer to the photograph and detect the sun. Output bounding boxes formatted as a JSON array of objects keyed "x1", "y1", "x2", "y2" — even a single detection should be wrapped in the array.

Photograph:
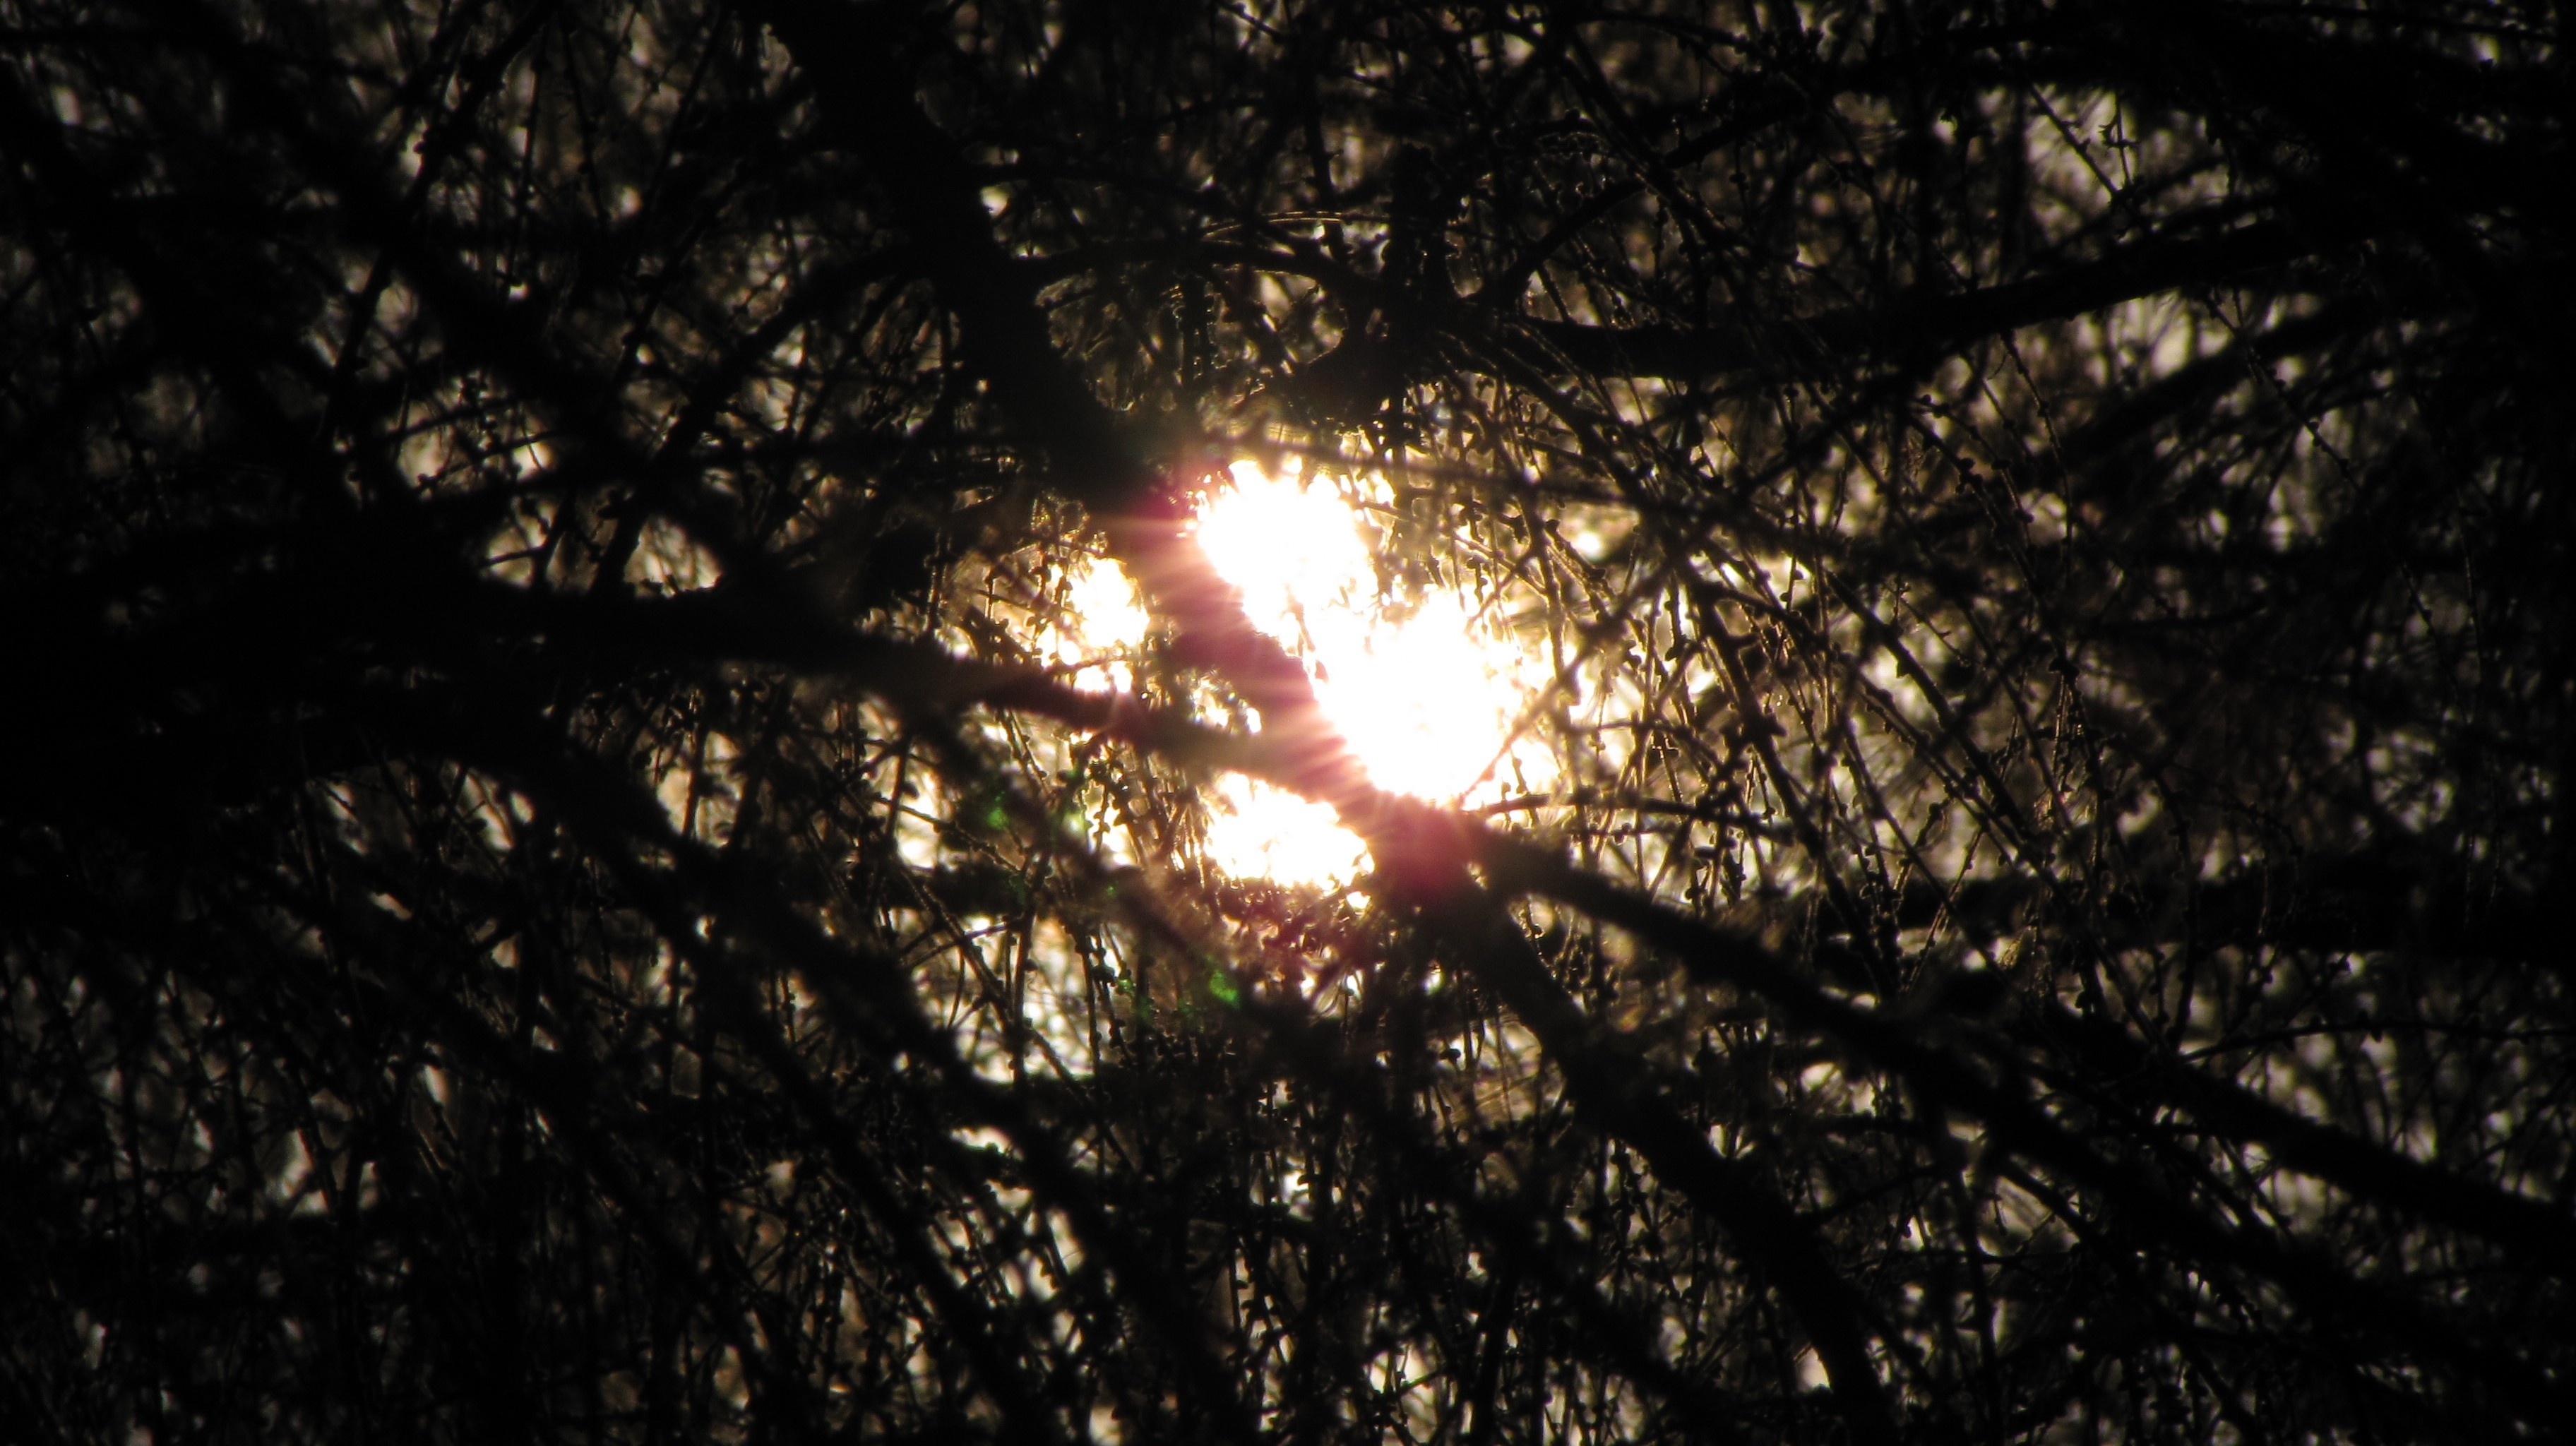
[{"x1": 1060, "y1": 461, "x2": 1551, "y2": 884}]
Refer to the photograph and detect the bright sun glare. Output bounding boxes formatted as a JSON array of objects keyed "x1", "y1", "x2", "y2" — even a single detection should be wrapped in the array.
[{"x1": 1056, "y1": 462, "x2": 1551, "y2": 885}]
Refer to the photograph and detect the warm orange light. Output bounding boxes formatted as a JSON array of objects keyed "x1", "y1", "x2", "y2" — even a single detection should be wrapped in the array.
[
  {"x1": 1046, "y1": 461, "x2": 1551, "y2": 883},
  {"x1": 1195, "y1": 462, "x2": 1549, "y2": 881}
]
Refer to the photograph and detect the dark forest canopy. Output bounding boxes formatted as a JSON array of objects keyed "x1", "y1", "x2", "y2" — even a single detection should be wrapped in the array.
[{"x1": 3, "y1": 1, "x2": 2570, "y2": 1442}]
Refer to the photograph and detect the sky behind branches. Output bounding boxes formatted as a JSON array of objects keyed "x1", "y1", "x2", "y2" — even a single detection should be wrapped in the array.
[{"x1": 3, "y1": 1, "x2": 2570, "y2": 1442}]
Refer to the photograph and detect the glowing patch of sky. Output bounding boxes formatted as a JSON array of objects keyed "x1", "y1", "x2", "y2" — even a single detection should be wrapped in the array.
[{"x1": 1066, "y1": 461, "x2": 1553, "y2": 883}]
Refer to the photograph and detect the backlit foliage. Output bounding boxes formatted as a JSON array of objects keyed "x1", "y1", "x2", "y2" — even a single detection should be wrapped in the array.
[{"x1": 3, "y1": 2, "x2": 2568, "y2": 1443}]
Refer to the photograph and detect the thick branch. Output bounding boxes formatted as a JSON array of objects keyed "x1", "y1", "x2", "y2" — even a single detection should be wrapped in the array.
[{"x1": 752, "y1": 4, "x2": 1906, "y2": 1438}]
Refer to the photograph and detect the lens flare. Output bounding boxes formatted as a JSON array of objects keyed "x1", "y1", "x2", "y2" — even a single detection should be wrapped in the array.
[
  {"x1": 1192, "y1": 462, "x2": 1549, "y2": 881},
  {"x1": 1049, "y1": 462, "x2": 1550, "y2": 883}
]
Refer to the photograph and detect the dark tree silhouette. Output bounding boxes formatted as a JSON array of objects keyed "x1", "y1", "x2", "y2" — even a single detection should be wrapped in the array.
[{"x1": 4, "y1": 1, "x2": 2569, "y2": 1442}]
